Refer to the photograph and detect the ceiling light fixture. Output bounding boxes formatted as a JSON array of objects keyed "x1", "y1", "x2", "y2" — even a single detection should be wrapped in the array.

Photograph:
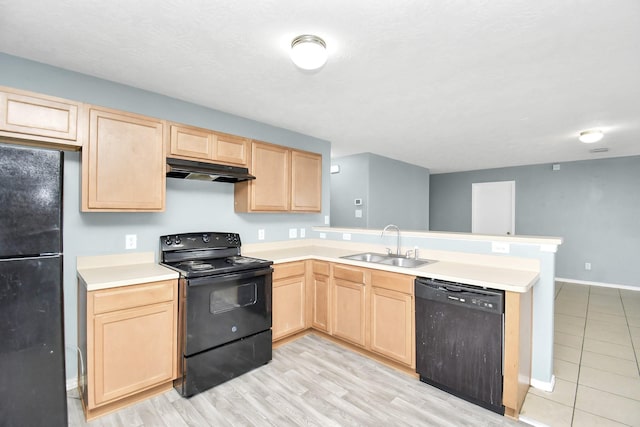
[
  {"x1": 578, "y1": 129, "x2": 604, "y2": 144},
  {"x1": 290, "y1": 35, "x2": 327, "y2": 70}
]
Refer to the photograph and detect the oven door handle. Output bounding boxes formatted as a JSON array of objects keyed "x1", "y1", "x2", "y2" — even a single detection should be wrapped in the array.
[{"x1": 188, "y1": 267, "x2": 273, "y2": 287}]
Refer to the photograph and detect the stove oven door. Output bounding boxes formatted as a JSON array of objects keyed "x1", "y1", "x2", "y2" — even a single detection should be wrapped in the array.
[{"x1": 183, "y1": 267, "x2": 272, "y2": 356}]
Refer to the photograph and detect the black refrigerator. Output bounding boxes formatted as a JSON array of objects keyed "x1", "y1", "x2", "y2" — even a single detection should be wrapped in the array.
[{"x1": 0, "y1": 142, "x2": 68, "y2": 426}]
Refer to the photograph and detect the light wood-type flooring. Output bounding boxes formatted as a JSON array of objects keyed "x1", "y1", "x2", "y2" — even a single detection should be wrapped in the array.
[{"x1": 68, "y1": 334, "x2": 524, "y2": 426}]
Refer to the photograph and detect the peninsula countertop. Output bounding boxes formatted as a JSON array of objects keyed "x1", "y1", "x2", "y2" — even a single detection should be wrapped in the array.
[{"x1": 243, "y1": 243, "x2": 539, "y2": 293}]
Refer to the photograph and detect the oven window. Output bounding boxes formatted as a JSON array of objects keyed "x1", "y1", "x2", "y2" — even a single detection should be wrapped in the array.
[{"x1": 210, "y1": 282, "x2": 257, "y2": 314}]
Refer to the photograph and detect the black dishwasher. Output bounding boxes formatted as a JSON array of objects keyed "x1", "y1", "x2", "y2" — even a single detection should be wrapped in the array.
[{"x1": 415, "y1": 277, "x2": 505, "y2": 415}]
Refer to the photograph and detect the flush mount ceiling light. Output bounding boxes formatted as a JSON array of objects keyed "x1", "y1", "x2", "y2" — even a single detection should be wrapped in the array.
[
  {"x1": 290, "y1": 35, "x2": 327, "y2": 70},
  {"x1": 578, "y1": 129, "x2": 604, "y2": 143}
]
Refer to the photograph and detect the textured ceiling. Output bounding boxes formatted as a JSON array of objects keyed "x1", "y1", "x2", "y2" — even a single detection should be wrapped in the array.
[{"x1": 1, "y1": 0, "x2": 638, "y2": 173}]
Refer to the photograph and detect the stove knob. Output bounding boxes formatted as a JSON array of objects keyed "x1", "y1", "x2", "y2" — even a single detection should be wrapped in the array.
[
  {"x1": 174, "y1": 236, "x2": 181, "y2": 245},
  {"x1": 164, "y1": 236, "x2": 173, "y2": 246},
  {"x1": 202, "y1": 234, "x2": 210, "y2": 243}
]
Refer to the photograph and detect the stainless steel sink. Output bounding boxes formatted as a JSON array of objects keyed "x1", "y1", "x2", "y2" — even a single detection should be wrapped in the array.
[
  {"x1": 340, "y1": 252, "x2": 389, "y2": 263},
  {"x1": 378, "y1": 257, "x2": 430, "y2": 268},
  {"x1": 340, "y1": 252, "x2": 433, "y2": 268}
]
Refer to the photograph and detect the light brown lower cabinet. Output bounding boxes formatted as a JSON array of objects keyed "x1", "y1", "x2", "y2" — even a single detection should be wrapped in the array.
[
  {"x1": 369, "y1": 270, "x2": 415, "y2": 367},
  {"x1": 78, "y1": 279, "x2": 178, "y2": 420},
  {"x1": 272, "y1": 261, "x2": 307, "y2": 340},
  {"x1": 331, "y1": 264, "x2": 367, "y2": 347},
  {"x1": 270, "y1": 260, "x2": 532, "y2": 418},
  {"x1": 310, "y1": 261, "x2": 331, "y2": 332}
]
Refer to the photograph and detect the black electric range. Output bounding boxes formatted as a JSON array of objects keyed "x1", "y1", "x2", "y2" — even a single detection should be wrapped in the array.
[{"x1": 159, "y1": 232, "x2": 273, "y2": 397}]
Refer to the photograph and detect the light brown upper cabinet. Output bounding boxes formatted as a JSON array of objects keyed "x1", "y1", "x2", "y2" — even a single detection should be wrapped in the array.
[
  {"x1": 235, "y1": 140, "x2": 290, "y2": 212},
  {"x1": 168, "y1": 123, "x2": 249, "y2": 166},
  {"x1": 235, "y1": 140, "x2": 322, "y2": 213},
  {"x1": 82, "y1": 106, "x2": 166, "y2": 212},
  {"x1": 213, "y1": 131, "x2": 249, "y2": 166},
  {"x1": 0, "y1": 86, "x2": 82, "y2": 150},
  {"x1": 291, "y1": 149, "x2": 322, "y2": 212}
]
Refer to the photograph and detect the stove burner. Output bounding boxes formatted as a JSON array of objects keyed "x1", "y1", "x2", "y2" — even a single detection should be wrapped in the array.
[
  {"x1": 178, "y1": 261, "x2": 214, "y2": 271},
  {"x1": 227, "y1": 256, "x2": 258, "y2": 264}
]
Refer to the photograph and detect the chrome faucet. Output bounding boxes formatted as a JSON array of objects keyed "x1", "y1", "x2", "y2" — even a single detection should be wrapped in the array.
[{"x1": 381, "y1": 224, "x2": 401, "y2": 256}]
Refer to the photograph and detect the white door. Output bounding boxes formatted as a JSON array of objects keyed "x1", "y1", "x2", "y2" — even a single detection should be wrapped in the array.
[{"x1": 471, "y1": 181, "x2": 515, "y2": 235}]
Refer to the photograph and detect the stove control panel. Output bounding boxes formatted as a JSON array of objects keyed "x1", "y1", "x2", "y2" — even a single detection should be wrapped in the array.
[{"x1": 160, "y1": 232, "x2": 242, "y2": 251}]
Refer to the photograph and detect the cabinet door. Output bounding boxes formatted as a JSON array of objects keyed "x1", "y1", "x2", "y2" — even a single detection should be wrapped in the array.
[
  {"x1": 83, "y1": 107, "x2": 165, "y2": 211},
  {"x1": 311, "y1": 272, "x2": 330, "y2": 332},
  {"x1": 370, "y1": 286, "x2": 413, "y2": 366},
  {"x1": 332, "y1": 278, "x2": 366, "y2": 347},
  {"x1": 291, "y1": 150, "x2": 322, "y2": 212},
  {"x1": 92, "y1": 302, "x2": 175, "y2": 405},
  {"x1": 0, "y1": 88, "x2": 80, "y2": 148},
  {"x1": 272, "y1": 276, "x2": 306, "y2": 340},
  {"x1": 169, "y1": 124, "x2": 214, "y2": 160},
  {"x1": 213, "y1": 131, "x2": 248, "y2": 166},
  {"x1": 249, "y1": 141, "x2": 290, "y2": 211}
]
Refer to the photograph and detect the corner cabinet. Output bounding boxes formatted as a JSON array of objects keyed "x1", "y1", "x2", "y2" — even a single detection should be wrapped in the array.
[
  {"x1": 78, "y1": 279, "x2": 178, "y2": 420},
  {"x1": 0, "y1": 86, "x2": 82, "y2": 150},
  {"x1": 168, "y1": 123, "x2": 249, "y2": 166},
  {"x1": 82, "y1": 106, "x2": 166, "y2": 211},
  {"x1": 310, "y1": 261, "x2": 331, "y2": 333},
  {"x1": 235, "y1": 140, "x2": 322, "y2": 213}
]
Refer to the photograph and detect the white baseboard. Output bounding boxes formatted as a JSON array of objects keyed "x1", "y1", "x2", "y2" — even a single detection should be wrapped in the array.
[
  {"x1": 66, "y1": 377, "x2": 78, "y2": 391},
  {"x1": 530, "y1": 375, "x2": 555, "y2": 392},
  {"x1": 556, "y1": 277, "x2": 639, "y2": 292}
]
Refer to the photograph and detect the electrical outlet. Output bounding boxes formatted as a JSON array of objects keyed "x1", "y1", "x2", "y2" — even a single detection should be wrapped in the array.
[
  {"x1": 125, "y1": 234, "x2": 137, "y2": 250},
  {"x1": 289, "y1": 228, "x2": 297, "y2": 239},
  {"x1": 319, "y1": 232, "x2": 327, "y2": 239},
  {"x1": 355, "y1": 209, "x2": 362, "y2": 218},
  {"x1": 258, "y1": 229, "x2": 265, "y2": 240},
  {"x1": 342, "y1": 233, "x2": 351, "y2": 241},
  {"x1": 491, "y1": 241, "x2": 510, "y2": 254},
  {"x1": 585, "y1": 262, "x2": 592, "y2": 271},
  {"x1": 299, "y1": 228, "x2": 306, "y2": 238}
]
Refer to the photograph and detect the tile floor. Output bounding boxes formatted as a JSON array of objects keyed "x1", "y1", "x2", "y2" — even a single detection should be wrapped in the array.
[{"x1": 519, "y1": 282, "x2": 640, "y2": 426}]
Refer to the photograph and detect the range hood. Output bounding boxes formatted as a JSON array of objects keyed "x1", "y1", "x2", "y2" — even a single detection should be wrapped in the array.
[{"x1": 166, "y1": 158, "x2": 255, "y2": 183}]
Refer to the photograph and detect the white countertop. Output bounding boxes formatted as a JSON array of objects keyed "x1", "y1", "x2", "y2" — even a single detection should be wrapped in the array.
[
  {"x1": 244, "y1": 244, "x2": 539, "y2": 293},
  {"x1": 77, "y1": 252, "x2": 179, "y2": 291}
]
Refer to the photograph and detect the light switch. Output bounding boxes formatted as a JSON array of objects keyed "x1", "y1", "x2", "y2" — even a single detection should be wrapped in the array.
[{"x1": 355, "y1": 209, "x2": 362, "y2": 218}]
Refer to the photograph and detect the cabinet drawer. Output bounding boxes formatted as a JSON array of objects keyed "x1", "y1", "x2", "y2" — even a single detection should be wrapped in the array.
[
  {"x1": 312, "y1": 261, "x2": 330, "y2": 276},
  {"x1": 370, "y1": 270, "x2": 414, "y2": 294},
  {"x1": 92, "y1": 280, "x2": 175, "y2": 314},
  {"x1": 333, "y1": 264, "x2": 365, "y2": 283},
  {"x1": 273, "y1": 261, "x2": 306, "y2": 281}
]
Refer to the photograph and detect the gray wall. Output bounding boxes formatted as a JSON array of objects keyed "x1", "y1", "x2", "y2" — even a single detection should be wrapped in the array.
[
  {"x1": 331, "y1": 153, "x2": 430, "y2": 230},
  {"x1": 430, "y1": 156, "x2": 640, "y2": 287},
  {"x1": 0, "y1": 53, "x2": 331, "y2": 381}
]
